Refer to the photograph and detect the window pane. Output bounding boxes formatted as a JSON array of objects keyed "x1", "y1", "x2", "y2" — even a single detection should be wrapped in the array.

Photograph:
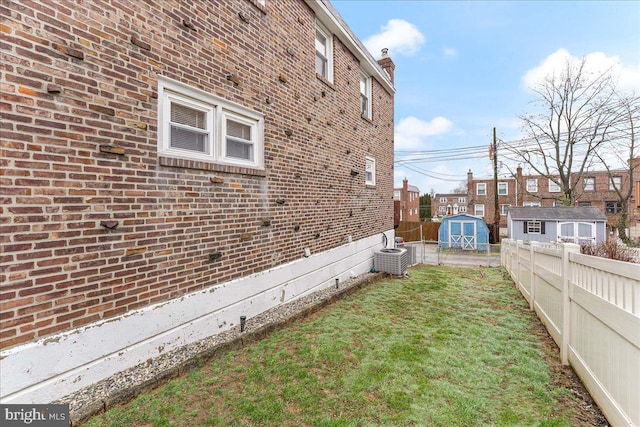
[
  {"x1": 226, "y1": 119, "x2": 253, "y2": 161},
  {"x1": 170, "y1": 126, "x2": 208, "y2": 153},
  {"x1": 316, "y1": 54, "x2": 326, "y2": 76},
  {"x1": 171, "y1": 103, "x2": 206, "y2": 129},
  {"x1": 226, "y1": 138, "x2": 253, "y2": 160},
  {"x1": 315, "y1": 30, "x2": 326, "y2": 55},
  {"x1": 227, "y1": 120, "x2": 251, "y2": 140}
]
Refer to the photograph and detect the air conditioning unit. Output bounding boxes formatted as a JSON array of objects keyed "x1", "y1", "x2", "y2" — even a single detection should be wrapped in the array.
[
  {"x1": 374, "y1": 248, "x2": 409, "y2": 276},
  {"x1": 404, "y1": 244, "x2": 417, "y2": 266}
]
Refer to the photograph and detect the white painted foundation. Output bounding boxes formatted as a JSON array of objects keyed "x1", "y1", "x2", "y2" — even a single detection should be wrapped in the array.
[{"x1": 0, "y1": 231, "x2": 393, "y2": 404}]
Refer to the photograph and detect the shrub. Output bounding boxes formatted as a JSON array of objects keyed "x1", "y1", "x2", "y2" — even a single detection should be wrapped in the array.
[{"x1": 580, "y1": 240, "x2": 639, "y2": 263}]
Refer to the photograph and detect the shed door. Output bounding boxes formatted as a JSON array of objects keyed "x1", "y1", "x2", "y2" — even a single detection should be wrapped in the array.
[
  {"x1": 558, "y1": 222, "x2": 595, "y2": 244},
  {"x1": 449, "y1": 220, "x2": 476, "y2": 250}
]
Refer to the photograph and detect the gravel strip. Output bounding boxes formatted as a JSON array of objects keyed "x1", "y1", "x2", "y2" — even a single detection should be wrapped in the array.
[{"x1": 55, "y1": 272, "x2": 384, "y2": 426}]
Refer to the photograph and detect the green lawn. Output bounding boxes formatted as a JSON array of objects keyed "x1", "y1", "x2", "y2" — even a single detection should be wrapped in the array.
[{"x1": 84, "y1": 265, "x2": 574, "y2": 427}]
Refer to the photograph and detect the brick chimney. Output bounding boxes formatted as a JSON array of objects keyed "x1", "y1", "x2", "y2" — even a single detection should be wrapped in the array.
[{"x1": 377, "y1": 48, "x2": 395, "y2": 84}]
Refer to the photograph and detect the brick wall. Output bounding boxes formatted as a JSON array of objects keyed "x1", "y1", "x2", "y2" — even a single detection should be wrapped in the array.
[{"x1": 0, "y1": 0, "x2": 395, "y2": 349}]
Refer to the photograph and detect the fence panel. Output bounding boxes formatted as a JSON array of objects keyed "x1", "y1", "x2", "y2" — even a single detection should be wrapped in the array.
[
  {"x1": 531, "y1": 245, "x2": 563, "y2": 346},
  {"x1": 396, "y1": 221, "x2": 440, "y2": 242},
  {"x1": 501, "y1": 239, "x2": 640, "y2": 427}
]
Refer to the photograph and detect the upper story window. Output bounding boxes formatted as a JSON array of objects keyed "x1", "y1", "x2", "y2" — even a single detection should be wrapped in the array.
[
  {"x1": 458, "y1": 197, "x2": 466, "y2": 203},
  {"x1": 548, "y1": 179, "x2": 561, "y2": 193},
  {"x1": 476, "y1": 183, "x2": 486, "y2": 196},
  {"x1": 526, "y1": 179, "x2": 538, "y2": 193},
  {"x1": 474, "y1": 204, "x2": 485, "y2": 217},
  {"x1": 609, "y1": 176, "x2": 621, "y2": 191},
  {"x1": 315, "y1": 23, "x2": 333, "y2": 82},
  {"x1": 158, "y1": 77, "x2": 264, "y2": 169},
  {"x1": 365, "y1": 156, "x2": 376, "y2": 186},
  {"x1": 497, "y1": 182, "x2": 508, "y2": 195},
  {"x1": 440, "y1": 197, "x2": 447, "y2": 203},
  {"x1": 360, "y1": 73, "x2": 371, "y2": 119},
  {"x1": 583, "y1": 177, "x2": 595, "y2": 191},
  {"x1": 393, "y1": 190, "x2": 400, "y2": 200},
  {"x1": 605, "y1": 201, "x2": 622, "y2": 214}
]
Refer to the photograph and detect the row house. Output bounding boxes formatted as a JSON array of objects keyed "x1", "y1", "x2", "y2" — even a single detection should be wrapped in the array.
[
  {"x1": 430, "y1": 193, "x2": 468, "y2": 220},
  {"x1": 0, "y1": 0, "x2": 396, "y2": 409},
  {"x1": 457, "y1": 160, "x2": 640, "y2": 240},
  {"x1": 394, "y1": 178, "x2": 420, "y2": 222}
]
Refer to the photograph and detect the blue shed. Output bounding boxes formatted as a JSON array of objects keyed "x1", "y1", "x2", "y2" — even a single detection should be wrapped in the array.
[{"x1": 438, "y1": 214, "x2": 490, "y2": 251}]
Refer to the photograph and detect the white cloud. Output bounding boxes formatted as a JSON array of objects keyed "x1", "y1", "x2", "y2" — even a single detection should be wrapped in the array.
[
  {"x1": 395, "y1": 116, "x2": 454, "y2": 150},
  {"x1": 522, "y1": 48, "x2": 640, "y2": 93},
  {"x1": 363, "y1": 19, "x2": 425, "y2": 57}
]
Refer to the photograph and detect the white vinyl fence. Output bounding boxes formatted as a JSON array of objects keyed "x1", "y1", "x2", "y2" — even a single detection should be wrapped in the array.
[{"x1": 502, "y1": 239, "x2": 640, "y2": 427}]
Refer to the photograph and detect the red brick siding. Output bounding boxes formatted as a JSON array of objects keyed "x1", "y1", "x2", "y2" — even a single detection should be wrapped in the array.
[{"x1": 0, "y1": 0, "x2": 394, "y2": 348}]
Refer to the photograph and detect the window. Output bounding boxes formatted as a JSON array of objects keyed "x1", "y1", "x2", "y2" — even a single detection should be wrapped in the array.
[
  {"x1": 583, "y1": 177, "x2": 595, "y2": 191},
  {"x1": 458, "y1": 197, "x2": 466, "y2": 203},
  {"x1": 360, "y1": 73, "x2": 371, "y2": 119},
  {"x1": 439, "y1": 205, "x2": 446, "y2": 213},
  {"x1": 158, "y1": 77, "x2": 264, "y2": 169},
  {"x1": 524, "y1": 220, "x2": 544, "y2": 234},
  {"x1": 500, "y1": 204, "x2": 511, "y2": 215},
  {"x1": 315, "y1": 23, "x2": 333, "y2": 82},
  {"x1": 440, "y1": 197, "x2": 447, "y2": 203},
  {"x1": 553, "y1": 201, "x2": 563, "y2": 207},
  {"x1": 605, "y1": 201, "x2": 622, "y2": 214},
  {"x1": 526, "y1": 179, "x2": 538, "y2": 193},
  {"x1": 548, "y1": 179, "x2": 561, "y2": 193},
  {"x1": 459, "y1": 205, "x2": 467, "y2": 213},
  {"x1": 609, "y1": 176, "x2": 621, "y2": 191},
  {"x1": 393, "y1": 190, "x2": 400, "y2": 200},
  {"x1": 474, "y1": 204, "x2": 485, "y2": 217},
  {"x1": 365, "y1": 156, "x2": 376, "y2": 186},
  {"x1": 476, "y1": 183, "x2": 486, "y2": 196},
  {"x1": 497, "y1": 182, "x2": 508, "y2": 195},
  {"x1": 523, "y1": 201, "x2": 541, "y2": 207},
  {"x1": 578, "y1": 201, "x2": 591, "y2": 207}
]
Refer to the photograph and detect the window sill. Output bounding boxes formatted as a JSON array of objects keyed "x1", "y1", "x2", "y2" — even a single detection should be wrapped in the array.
[
  {"x1": 245, "y1": 0, "x2": 266, "y2": 14},
  {"x1": 360, "y1": 114, "x2": 373, "y2": 124},
  {"x1": 316, "y1": 73, "x2": 335, "y2": 90},
  {"x1": 159, "y1": 156, "x2": 266, "y2": 177}
]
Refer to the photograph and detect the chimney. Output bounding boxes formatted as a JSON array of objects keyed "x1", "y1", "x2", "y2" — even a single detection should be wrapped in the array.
[{"x1": 377, "y1": 48, "x2": 395, "y2": 84}]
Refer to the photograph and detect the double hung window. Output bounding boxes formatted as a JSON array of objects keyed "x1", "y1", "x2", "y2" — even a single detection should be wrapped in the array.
[
  {"x1": 315, "y1": 23, "x2": 333, "y2": 82},
  {"x1": 159, "y1": 77, "x2": 264, "y2": 169}
]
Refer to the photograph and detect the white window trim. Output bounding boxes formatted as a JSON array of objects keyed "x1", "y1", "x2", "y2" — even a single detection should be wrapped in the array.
[
  {"x1": 527, "y1": 220, "x2": 541, "y2": 234},
  {"x1": 158, "y1": 76, "x2": 264, "y2": 170},
  {"x1": 500, "y1": 204, "x2": 511, "y2": 215},
  {"x1": 360, "y1": 72, "x2": 372, "y2": 119},
  {"x1": 548, "y1": 178, "x2": 561, "y2": 193},
  {"x1": 497, "y1": 182, "x2": 508, "y2": 196},
  {"x1": 315, "y1": 22, "x2": 333, "y2": 83},
  {"x1": 365, "y1": 156, "x2": 376, "y2": 186},
  {"x1": 584, "y1": 177, "x2": 595, "y2": 191},
  {"x1": 526, "y1": 179, "x2": 538, "y2": 193},
  {"x1": 476, "y1": 183, "x2": 486, "y2": 196},
  {"x1": 474, "y1": 204, "x2": 485, "y2": 217},
  {"x1": 610, "y1": 176, "x2": 621, "y2": 191}
]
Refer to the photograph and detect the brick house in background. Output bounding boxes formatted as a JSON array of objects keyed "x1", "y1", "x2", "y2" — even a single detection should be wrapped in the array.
[
  {"x1": 394, "y1": 178, "x2": 420, "y2": 222},
  {"x1": 457, "y1": 160, "x2": 640, "y2": 240},
  {"x1": 430, "y1": 192, "x2": 468, "y2": 220},
  {"x1": 0, "y1": 0, "x2": 395, "y2": 405}
]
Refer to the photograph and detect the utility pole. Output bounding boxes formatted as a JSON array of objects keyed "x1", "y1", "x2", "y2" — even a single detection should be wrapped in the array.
[{"x1": 492, "y1": 127, "x2": 500, "y2": 243}]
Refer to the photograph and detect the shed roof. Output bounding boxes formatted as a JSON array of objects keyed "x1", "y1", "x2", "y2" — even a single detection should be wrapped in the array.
[{"x1": 508, "y1": 206, "x2": 607, "y2": 221}]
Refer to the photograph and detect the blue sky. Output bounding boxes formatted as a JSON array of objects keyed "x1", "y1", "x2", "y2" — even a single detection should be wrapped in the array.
[{"x1": 331, "y1": 0, "x2": 640, "y2": 196}]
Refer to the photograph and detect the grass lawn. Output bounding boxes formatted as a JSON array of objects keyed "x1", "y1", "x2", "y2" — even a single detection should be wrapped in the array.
[{"x1": 84, "y1": 265, "x2": 577, "y2": 427}]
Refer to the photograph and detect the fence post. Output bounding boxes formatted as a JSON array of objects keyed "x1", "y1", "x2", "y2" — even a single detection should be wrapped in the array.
[
  {"x1": 516, "y1": 240, "x2": 523, "y2": 288},
  {"x1": 529, "y1": 241, "x2": 536, "y2": 311},
  {"x1": 560, "y1": 242, "x2": 580, "y2": 365}
]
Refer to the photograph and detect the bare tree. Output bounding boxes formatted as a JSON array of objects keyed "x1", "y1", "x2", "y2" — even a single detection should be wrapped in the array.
[
  {"x1": 504, "y1": 57, "x2": 620, "y2": 205},
  {"x1": 594, "y1": 94, "x2": 640, "y2": 243},
  {"x1": 451, "y1": 180, "x2": 467, "y2": 194}
]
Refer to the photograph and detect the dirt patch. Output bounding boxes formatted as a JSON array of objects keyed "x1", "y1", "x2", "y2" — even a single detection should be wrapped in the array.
[{"x1": 528, "y1": 312, "x2": 610, "y2": 426}]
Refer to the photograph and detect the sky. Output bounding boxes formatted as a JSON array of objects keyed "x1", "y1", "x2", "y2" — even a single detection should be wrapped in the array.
[{"x1": 330, "y1": 0, "x2": 640, "y2": 196}]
